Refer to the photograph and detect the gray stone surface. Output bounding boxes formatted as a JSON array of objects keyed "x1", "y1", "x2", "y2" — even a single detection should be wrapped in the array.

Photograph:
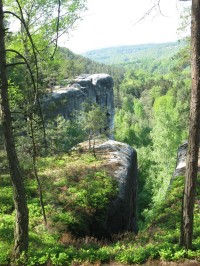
[
  {"x1": 173, "y1": 142, "x2": 200, "y2": 177},
  {"x1": 43, "y1": 74, "x2": 114, "y2": 138},
  {"x1": 77, "y1": 139, "x2": 138, "y2": 235},
  {"x1": 98, "y1": 140, "x2": 138, "y2": 235}
]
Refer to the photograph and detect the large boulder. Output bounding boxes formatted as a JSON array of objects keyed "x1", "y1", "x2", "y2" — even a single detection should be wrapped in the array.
[
  {"x1": 77, "y1": 139, "x2": 138, "y2": 236},
  {"x1": 43, "y1": 74, "x2": 114, "y2": 138}
]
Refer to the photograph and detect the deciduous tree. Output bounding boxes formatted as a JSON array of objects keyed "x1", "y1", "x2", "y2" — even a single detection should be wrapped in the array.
[{"x1": 82, "y1": 103, "x2": 108, "y2": 157}]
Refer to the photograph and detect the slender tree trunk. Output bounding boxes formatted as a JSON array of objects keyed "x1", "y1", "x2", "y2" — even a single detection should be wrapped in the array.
[
  {"x1": 180, "y1": 0, "x2": 200, "y2": 249},
  {"x1": 30, "y1": 116, "x2": 47, "y2": 225},
  {"x1": 0, "y1": 0, "x2": 29, "y2": 259},
  {"x1": 22, "y1": 23, "x2": 47, "y2": 225},
  {"x1": 92, "y1": 137, "x2": 96, "y2": 158}
]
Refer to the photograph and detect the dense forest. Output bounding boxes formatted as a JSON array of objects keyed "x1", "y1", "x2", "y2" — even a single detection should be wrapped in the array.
[
  {"x1": 82, "y1": 42, "x2": 184, "y2": 65},
  {"x1": 1, "y1": 0, "x2": 200, "y2": 265}
]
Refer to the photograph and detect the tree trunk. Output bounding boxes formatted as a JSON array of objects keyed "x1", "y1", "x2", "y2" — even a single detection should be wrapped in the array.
[
  {"x1": 180, "y1": 0, "x2": 200, "y2": 249},
  {"x1": 30, "y1": 116, "x2": 47, "y2": 225},
  {"x1": 0, "y1": 0, "x2": 29, "y2": 259}
]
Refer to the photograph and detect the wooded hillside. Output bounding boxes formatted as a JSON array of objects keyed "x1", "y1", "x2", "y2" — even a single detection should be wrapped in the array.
[
  {"x1": 1, "y1": 0, "x2": 200, "y2": 264},
  {"x1": 82, "y1": 42, "x2": 183, "y2": 65}
]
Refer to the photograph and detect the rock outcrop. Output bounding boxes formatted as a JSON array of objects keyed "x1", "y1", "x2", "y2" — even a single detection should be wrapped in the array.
[
  {"x1": 173, "y1": 142, "x2": 200, "y2": 177},
  {"x1": 43, "y1": 73, "x2": 138, "y2": 235},
  {"x1": 77, "y1": 139, "x2": 138, "y2": 236},
  {"x1": 43, "y1": 74, "x2": 114, "y2": 138}
]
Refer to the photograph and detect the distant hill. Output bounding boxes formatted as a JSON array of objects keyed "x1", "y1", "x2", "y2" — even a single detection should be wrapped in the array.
[{"x1": 82, "y1": 42, "x2": 183, "y2": 65}]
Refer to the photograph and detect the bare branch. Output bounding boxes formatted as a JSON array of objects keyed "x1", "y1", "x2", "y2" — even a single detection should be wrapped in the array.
[
  {"x1": 51, "y1": 0, "x2": 61, "y2": 59},
  {"x1": 15, "y1": 0, "x2": 40, "y2": 104},
  {"x1": 133, "y1": 0, "x2": 161, "y2": 25},
  {"x1": 14, "y1": 0, "x2": 47, "y2": 147},
  {"x1": 6, "y1": 62, "x2": 26, "y2": 67},
  {"x1": 157, "y1": 0, "x2": 165, "y2": 17},
  {"x1": 132, "y1": 0, "x2": 174, "y2": 25},
  {"x1": 4, "y1": 10, "x2": 25, "y2": 26},
  {"x1": 6, "y1": 49, "x2": 37, "y2": 93},
  {"x1": 4, "y1": 10, "x2": 40, "y2": 78}
]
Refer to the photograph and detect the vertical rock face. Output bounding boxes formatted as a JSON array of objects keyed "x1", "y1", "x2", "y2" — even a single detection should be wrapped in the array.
[
  {"x1": 97, "y1": 140, "x2": 138, "y2": 235},
  {"x1": 43, "y1": 74, "x2": 114, "y2": 138},
  {"x1": 173, "y1": 142, "x2": 200, "y2": 177},
  {"x1": 78, "y1": 140, "x2": 138, "y2": 236}
]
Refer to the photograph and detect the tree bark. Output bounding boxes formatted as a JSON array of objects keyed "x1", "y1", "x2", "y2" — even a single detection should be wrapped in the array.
[
  {"x1": 180, "y1": 0, "x2": 200, "y2": 249},
  {"x1": 0, "y1": 0, "x2": 29, "y2": 259}
]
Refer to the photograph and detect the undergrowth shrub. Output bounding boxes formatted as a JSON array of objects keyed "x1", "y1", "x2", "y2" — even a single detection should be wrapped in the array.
[
  {"x1": 48, "y1": 168, "x2": 118, "y2": 236},
  {"x1": 1, "y1": 152, "x2": 200, "y2": 265}
]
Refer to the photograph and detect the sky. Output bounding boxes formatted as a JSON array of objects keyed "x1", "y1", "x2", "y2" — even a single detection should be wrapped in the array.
[{"x1": 59, "y1": 0, "x2": 190, "y2": 54}]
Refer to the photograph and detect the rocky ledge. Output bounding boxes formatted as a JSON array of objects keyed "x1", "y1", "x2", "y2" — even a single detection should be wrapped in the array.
[{"x1": 43, "y1": 74, "x2": 114, "y2": 138}]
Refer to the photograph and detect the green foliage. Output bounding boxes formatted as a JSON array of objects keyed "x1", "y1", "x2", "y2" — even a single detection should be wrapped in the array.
[
  {"x1": 0, "y1": 241, "x2": 11, "y2": 265},
  {"x1": 150, "y1": 92, "x2": 184, "y2": 203},
  {"x1": 0, "y1": 150, "x2": 118, "y2": 265},
  {"x1": 82, "y1": 103, "x2": 108, "y2": 137},
  {"x1": 0, "y1": 3, "x2": 195, "y2": 262},
  {"x1": 83, "y1": 42, "x2": 183, "y2": 65},
  {"x1": 81, "y1": 103, "x2": 108, "y2": 155},
  {"x1": 2, "y1": 145, "x2": 200, "y2": 266},
  {"x1": 137, "y1": 146, "x2": 154, "y2": 223},
  {"x1": 114, "y1": 39, "x2": 190, "y2": 223},
  {"x1": 48, "y1": 166, "x2": 118, "y2": 236},
  {"x1": 115, "y1": 97, "x2": 151, "y2": 148},
  {"x1": 46, "y1": 115, "x2": 86, "y2": 154}
]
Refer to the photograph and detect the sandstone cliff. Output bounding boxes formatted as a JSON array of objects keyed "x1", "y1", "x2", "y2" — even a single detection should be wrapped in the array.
[
  {"x1": 77, "y1": 139, "x2": 138, "y2": 236},
  {"x1": 43, "y1": 73, "x2": 138, "y2": 235},
  {"x1": 43, "y1": 74, "x2": 114, "y2": 138}
]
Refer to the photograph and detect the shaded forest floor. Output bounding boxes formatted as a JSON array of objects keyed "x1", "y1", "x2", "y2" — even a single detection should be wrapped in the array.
[{"x1": 1, "y1": 149, "x2": 200, "y2": 265}]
